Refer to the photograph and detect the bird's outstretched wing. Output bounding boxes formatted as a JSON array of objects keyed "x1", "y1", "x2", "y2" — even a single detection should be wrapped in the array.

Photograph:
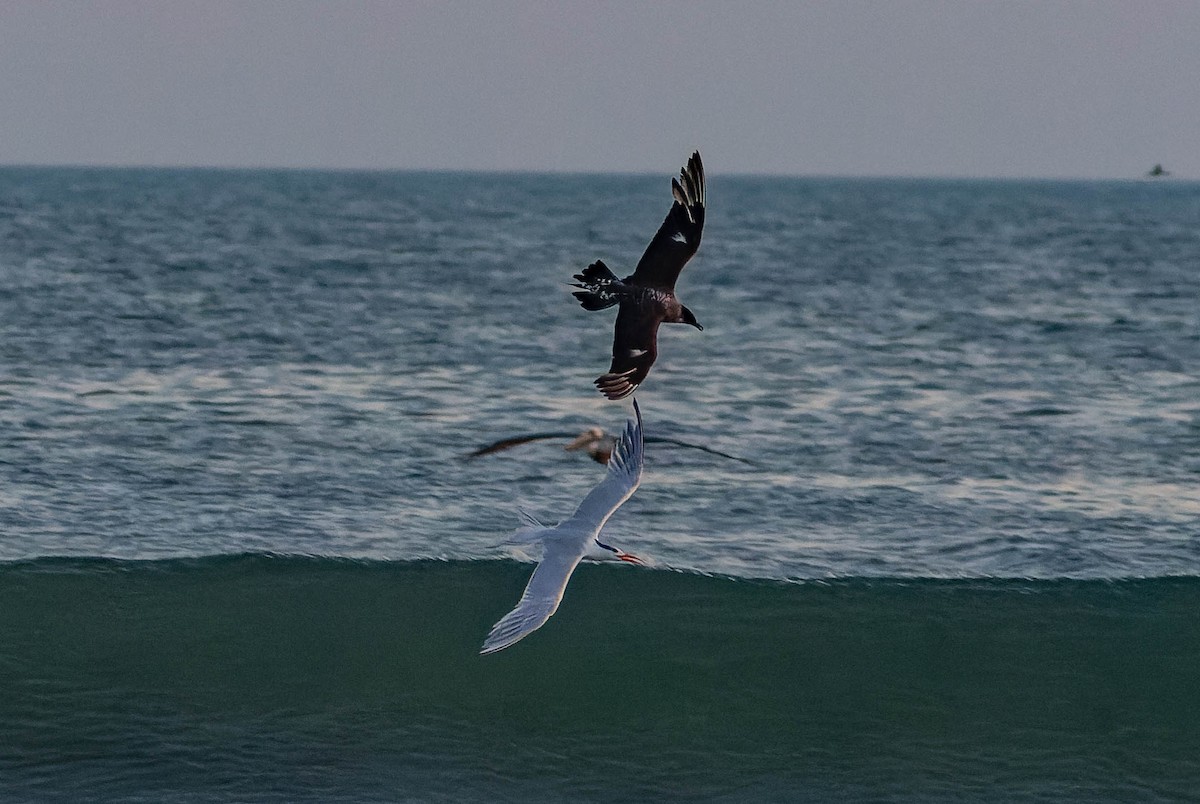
[
  {"x1": 596, "y1": 306, "x2": 660, "y2": 400},
  {"x1": 480, "y1": 538, "x2": 587, "y2": 654},
  {"x1": 646, "y1": 435, "x2": 756, "y2": 465},
  {"x1": 628, "y1": 151, "x2": 705, "y2": 291},
  {"x1": 570, "y1": 400, "x2": 644, "y2": 525},
  {"x1": 465, "y1": 432, "x2": 580, "y2": 459}
]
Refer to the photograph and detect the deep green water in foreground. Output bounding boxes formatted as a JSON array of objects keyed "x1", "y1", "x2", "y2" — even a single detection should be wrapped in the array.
[{"x1": 2, "y1": 556, "x2": 1197, "y2": 801}]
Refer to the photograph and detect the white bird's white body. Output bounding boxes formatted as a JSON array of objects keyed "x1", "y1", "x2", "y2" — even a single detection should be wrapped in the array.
[{"x1": 481, "y1": 400, "x2": 645, "y2": 654}]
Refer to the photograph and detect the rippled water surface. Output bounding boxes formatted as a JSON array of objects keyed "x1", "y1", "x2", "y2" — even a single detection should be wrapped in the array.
[{"x1": 1, "y1": 168, "x2": 1198, "y2": 578}]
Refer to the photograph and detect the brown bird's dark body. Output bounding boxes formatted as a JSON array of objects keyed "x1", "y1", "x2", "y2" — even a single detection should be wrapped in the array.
[{"x1": 571, "y1": 151, "x2": 706, "y2": 400}]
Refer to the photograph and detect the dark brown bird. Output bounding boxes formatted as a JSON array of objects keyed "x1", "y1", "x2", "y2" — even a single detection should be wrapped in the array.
[{"x1": 571, "y1": 151, "x2": 706, "y2": 400}]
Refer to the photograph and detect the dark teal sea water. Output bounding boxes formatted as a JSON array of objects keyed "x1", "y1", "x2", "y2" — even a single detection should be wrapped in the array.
[
  {"x1": 1, "y1": 168, "x2": 1199, "y2": 800},
  {"x1": 3, "y1": 557, "x2": 1199, "y2": 802}
]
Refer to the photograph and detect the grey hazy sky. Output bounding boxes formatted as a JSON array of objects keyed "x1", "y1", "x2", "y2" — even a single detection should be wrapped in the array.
[{"x1": 2, "y1": 1, "x2": 1197, "y2": 178}]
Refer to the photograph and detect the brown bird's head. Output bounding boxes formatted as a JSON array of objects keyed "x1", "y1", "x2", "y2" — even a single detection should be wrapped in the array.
[{"x1": 564, "y1": 427, "x2": 613, "y2": 463}]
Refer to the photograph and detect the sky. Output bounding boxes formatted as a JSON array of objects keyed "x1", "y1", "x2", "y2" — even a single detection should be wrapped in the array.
[{"x1": 1, "y1": 1, "x2": 1197, "y2": 178}]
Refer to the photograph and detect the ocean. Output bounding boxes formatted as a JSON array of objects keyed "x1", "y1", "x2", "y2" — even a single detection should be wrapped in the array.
[{"x1": 1, "y1": 167, "x2": 1198, "y2": 800}]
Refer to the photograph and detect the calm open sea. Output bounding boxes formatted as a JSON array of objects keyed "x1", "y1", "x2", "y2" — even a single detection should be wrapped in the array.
[{"x1": 1, "y1": 167, "x2": 1198, "y2": 800}]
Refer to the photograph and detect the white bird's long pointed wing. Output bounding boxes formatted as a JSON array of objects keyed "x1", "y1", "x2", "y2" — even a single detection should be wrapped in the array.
[
  {"x1": 569, "y1": 399, "x2": 643, "y2": 527},
  {"x1": 480, "y1": 539, "x2": 587, "y2": 654},
  {"x1": 480, "y1": 401, "x2": 645, "y2": 655}
]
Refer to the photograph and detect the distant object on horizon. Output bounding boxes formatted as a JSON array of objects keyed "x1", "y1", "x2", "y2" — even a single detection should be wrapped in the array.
[
  {"x1": 1147, "y1": 164, "x2": 1171, "y2": 177},
  {"x1": 466, "y1": 425, "x2": 753, "y2": 465},
  {"x1": 571, "y1": 151, "x2": 706, "y2": 400}
]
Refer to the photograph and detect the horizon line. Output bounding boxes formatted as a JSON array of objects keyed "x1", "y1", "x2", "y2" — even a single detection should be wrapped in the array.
[{"x1": 0, "y1": 160, "x2": 1190, "y2": 183}]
